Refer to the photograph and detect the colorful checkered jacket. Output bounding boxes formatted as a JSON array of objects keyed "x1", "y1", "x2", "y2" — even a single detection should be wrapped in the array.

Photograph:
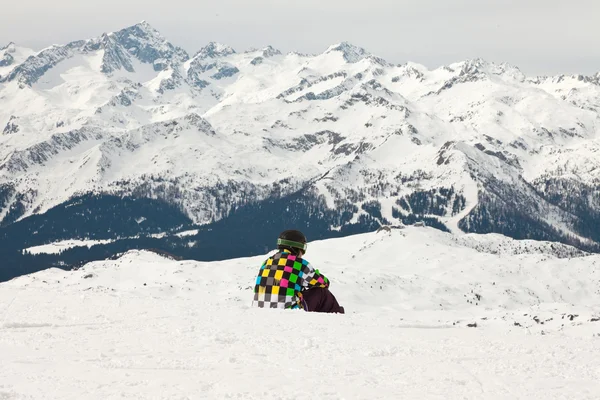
[{"x1": 252, "y1": 249, "x2": 330, "y2": 310}]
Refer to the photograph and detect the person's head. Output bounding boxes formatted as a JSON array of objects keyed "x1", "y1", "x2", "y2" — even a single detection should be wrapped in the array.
[{"x1": 277, "y1": 229, "x2": 307, "y2": 257}]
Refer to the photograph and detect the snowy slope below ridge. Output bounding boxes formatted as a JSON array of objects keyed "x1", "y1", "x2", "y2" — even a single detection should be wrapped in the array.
[
  {"x1": 1, "y1": 21, "x2": 600, "y2": 253},
  {"x1": 6, "y1": 227, "x2": 599, "y2": 319},
  {"x1": 1, "y1": 228, "x2": 599, "y2": 399}
]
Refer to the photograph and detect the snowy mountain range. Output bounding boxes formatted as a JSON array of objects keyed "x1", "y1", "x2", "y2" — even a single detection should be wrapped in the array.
[
  {"x1": 1, "y1": 21, "x2": 600, "y2": 279},
  {"x1": 2, "y1": 228, "x2": 599, "y2": 398}
]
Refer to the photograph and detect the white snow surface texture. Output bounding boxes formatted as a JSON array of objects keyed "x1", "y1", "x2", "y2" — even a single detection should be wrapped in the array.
[
  {"x1": 1, "y1": 227, "x2": 600, "y2": 399},
  {"x1": 1, "y1": 21, "x2": 600, "y2": 235}
]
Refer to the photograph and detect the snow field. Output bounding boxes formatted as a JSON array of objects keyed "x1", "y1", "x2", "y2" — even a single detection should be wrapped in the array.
[{"x1": 2, "y1": 227, "x2": 600, "y2": 399}]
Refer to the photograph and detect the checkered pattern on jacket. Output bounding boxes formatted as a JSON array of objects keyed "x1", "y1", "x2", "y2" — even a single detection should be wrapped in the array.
[{"x1": 252, "y1": 249, "x2": 330, "y2": 309}]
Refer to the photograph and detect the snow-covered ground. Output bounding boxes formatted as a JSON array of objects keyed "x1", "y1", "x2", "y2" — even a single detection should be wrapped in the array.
[
  {"x1": 23, "y1": 238, "x2": 116, "y2": 255},
  {"x1": 1, "y1": 227, "x2": 600, "y2": 399},
  {"x1": 22, "y1": 229, "x2": 202, "y2": 255}
]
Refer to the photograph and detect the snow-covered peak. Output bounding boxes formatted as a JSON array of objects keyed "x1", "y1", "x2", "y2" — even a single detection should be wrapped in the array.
[
  {"x1": 89, "y1": 21, "x2": 190, "y2": 71},
  {"x1": 186, "y1": 47, "x2": 240, "y2": 86},
  {"x1": 0, "y1": 45, "x2": 15, "y2": 68},
  {"x1": 0, "y1": 42, "x2": 34, "y2": 79},
  {"x1": 174, "y1": 113, "x2": 216, "y2": 133},
  {"x1": 1, "y1": 41, "x2": 77, "y2": 85},
  {"x1": 1, "y1": 42, "x2": 16, "y2": 52},
  {"x1": 324, "y1": 42, "x2": 371, "y2": 63},
  {"x1": 446, "y1": 58, "x2": 525, "y2": 82},
  {"x1": 394, "y1": 62, "x2": 428, "y2": 80},
  {"x1": 441, "y1": 58, "x2": 490, "y2": 79},
  {"x1": 242, "y1": 46, "x2": 282, "y2": 66},
  {"x1": 525, "y1": 72, "x2": 600, "y2": 86},
  {"x1": 260, "y1": 45, "x2": 282, "y2": 58},
  {"x1": 193, "y1": 42, "x2": 236, "y2": 60},
  {"x1": 110, "y1": 21, "x2": 189, "y2": 66},
  {"x1": 1, "y1": 21, "x2": 190, "y2": 85},
  {"x1": 135, "y1": 20, "x2": 154, "y2": 32},
  {"x1": 112, "y1": 20, "x2": 161, "y2": 41},
  {"x1": 489, "y1": 61, "x2": 526, "y2": 81}
]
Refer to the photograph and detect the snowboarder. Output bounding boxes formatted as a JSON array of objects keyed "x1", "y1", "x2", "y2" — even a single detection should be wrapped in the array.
[{"x1": 252, "y1": 229, "x2": 344, "y2": 314}]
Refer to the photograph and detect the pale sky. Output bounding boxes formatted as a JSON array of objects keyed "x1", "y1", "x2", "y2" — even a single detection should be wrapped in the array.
[{"x1": 1, "y1": 0, "x2": 599, "y2": 76}]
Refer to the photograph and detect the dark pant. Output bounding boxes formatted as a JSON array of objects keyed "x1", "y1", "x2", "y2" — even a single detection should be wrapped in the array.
[{"x1": 301, "y1": 288, "x2": 344, "y2": 314}]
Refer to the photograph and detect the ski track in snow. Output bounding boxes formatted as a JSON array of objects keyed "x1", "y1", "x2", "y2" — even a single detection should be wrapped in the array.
[{"x1": 1, "y1": 228, "x2": 600, "y2": 399}]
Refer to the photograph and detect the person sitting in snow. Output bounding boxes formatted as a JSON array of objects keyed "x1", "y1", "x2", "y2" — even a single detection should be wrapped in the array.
[{"x1": 252, "y1": 229, "x2": 344, "y2": 314}]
